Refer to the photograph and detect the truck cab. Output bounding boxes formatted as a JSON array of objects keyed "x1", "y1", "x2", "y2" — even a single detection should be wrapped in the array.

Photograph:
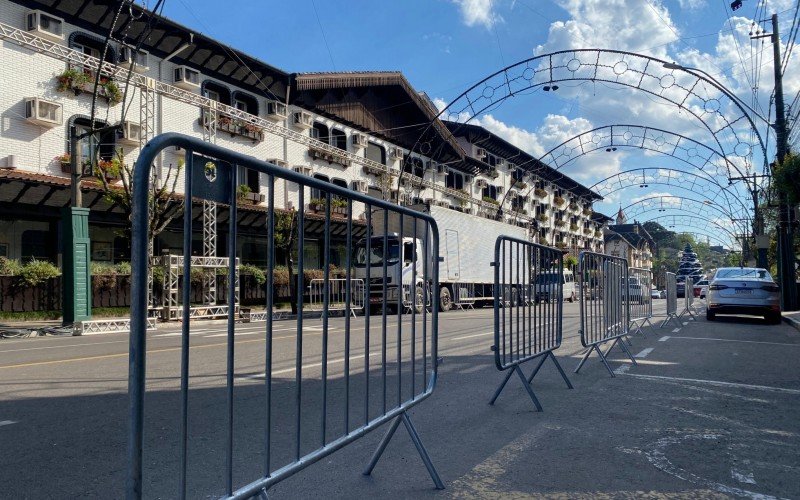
[{"x1": 353, "y1": 233, "x2": 426, "y2": 313}]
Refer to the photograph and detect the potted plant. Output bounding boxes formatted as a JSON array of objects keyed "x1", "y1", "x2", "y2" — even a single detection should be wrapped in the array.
[
  {"x1": 569, "y1": 223, "x2": 579, "y2": 232},
  {"x1": 568, "y1": 201, "x2": 579, "y2": 211},
  {"x1": 583, "y1": 227, "x2": 593, "y2": 235},
  {"x1": 237, "y1": 184, "x2": 253, "y2": 203},
  {"x1": 308, "y1": 198, "x2": 326, "y2": 213},
  {"x1": 331, "y1": 198, "x2": 348, "y2": 216},
  {"x1": 55, "y1": 68, "x2": 91, "y2": 94},
  {"x1": 534, "y1": 187, "x2": 548, "y2": 198},
  {"x1": 555, "y1": 219, "x2": 566, "y2": 228},
  {"x1": 594, "y1": 229, "x2": 603, "y2": 238},
  {"x1": 56, "y1": 153, "x2": 71, "y2": 173},
  {"x1": 537, "y1": 214, "x2": 548, "y2": 223},
  {"x1": 100, "y1": 80, "x2": 122, "y2": 105},
  {"x1": 553, "y1": 196, "x2": 566, "y2": 207},
  {"x1": 538, "y1": 236, "x2": 548, "y2": 245},
  {"x1": 487, "y1": 168, "x2": 499, "y2": 179},
  {"x1": 482, "y1": 196, "x2": 499, "y2": 205},
  {"x1": 96, "y1": 158, "x2": 121, "y2": 181},
  {"x1": 583, "y1": 207, "x2": 593, "y2": 216},
  {"x1": 512, "y1": 180, "x2": 527, "y2": 190}
]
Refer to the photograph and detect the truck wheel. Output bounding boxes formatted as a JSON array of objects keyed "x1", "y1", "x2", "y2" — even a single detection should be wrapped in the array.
[
  {"x1": 439, "y1": 287, "x2": 452, "y2": 311},
  {"x1": 567, "y1": 291, "x2": 575, "y2": 303},
  {"x1": 511, "y1": 287, "x2": 518, "y2": 307},
  {"x1": 414, "y1": 285, "x2": 425, "y2": 314}
]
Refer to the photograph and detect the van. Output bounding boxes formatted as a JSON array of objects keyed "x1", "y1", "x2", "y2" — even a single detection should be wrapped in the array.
[{"x1": 533, "y1": 269, "x2": 576, "y2": 303}]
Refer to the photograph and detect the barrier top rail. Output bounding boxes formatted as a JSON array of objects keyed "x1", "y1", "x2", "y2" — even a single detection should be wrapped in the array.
[
  {"x1": 128, "y1": 133, "x2": 442, "y2": 498},
  {"x1": 493, "y1": 235, "x2": 564, "y2": 371}
]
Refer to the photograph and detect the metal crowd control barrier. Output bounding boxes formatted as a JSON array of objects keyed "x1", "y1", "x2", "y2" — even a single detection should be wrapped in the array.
[
  {"x1": 452, "y1": 282, "x2": 476, "y2": 310},
  {"x1": 306, "y1": 278, "x2": 365, "y2": 317},
  {"x1": 574, "y1": 252, "x2": 638, "y2": 377},
  {"x1": 678, "y1": 276, "x2": 698, "y2": 320},
  {"x1": 627, "y1": 267, "x2": 654, "y2": 337},
  {"x1": 128, "y1": 134, "x2": 443, "y2": 499},
  {"x1": 660, "y1": 272, "x2": 680, "y2": 328},
  {"x1": 489, "y1": 236, "x2": 573, "y2": 411}
]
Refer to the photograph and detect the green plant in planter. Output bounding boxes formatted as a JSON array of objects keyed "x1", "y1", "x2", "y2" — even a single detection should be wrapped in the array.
[
  {"x1": 237, "y1": 184, "x2": 252, "y2": 201},
  {"x1": 0, "y1": 257, "x2": 22, "y2": 276},
  {"x1": 583, "y1": 208, "x2": 593, "y2": 216},
  {"x1": 534, "y1": 188, "x2": 547, "y2": 198},
  {"x1": 55, "y1": 68, "x2": 91, "y2": 92},
  {"x1": 537, "y1": 214, "x2": 548, "y2": 223},
  {"x1": 773, "y1": 153, "x2": 800, "y2": 205},
  {"x1": 553, "y1": 196, "x2": 566, "y2": 206},
  {"x1": 538, "y1": 236, "x2": 548, "y2": 245},
  {"x1": 332, "y1": 198, "x2": 348, "y2": 209},
  {"x1": 101, "y1": 80, "x2": 122, "y2": 105},
  {"x1": 482, "y1": 196, "x2": 499, "y2": 205},
  {"x1": 239, "y1": 263, "x2": 266, "y2": 285},
  {"x1": 309, "y1": 198, "x2": 326, "y2": 209},
  {"x1": 569, "y1": 224, "x2": 579, "y2": 232}
]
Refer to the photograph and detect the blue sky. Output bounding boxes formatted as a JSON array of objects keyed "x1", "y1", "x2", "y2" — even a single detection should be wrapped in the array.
[{"x1": 160, "y1": 0, "x2": 800, "y2": 246}]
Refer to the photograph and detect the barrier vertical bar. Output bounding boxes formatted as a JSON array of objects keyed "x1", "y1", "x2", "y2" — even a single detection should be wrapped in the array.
[
  {"x1": 225, "y1": 166, "x2": 237, "y2": 497},
  {"x1": 264, "y1": 174, "x2": 274, "y2": 476},
  {"x1": 178, "y1": 150, "x2": 194, "y2": 500}
]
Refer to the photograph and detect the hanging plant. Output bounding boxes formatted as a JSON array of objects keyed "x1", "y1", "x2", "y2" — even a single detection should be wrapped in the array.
[{"x1": 101, "y1": 80, "x2": 122, "y2": 105}]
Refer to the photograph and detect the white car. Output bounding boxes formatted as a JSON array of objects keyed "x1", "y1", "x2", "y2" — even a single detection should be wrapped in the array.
[{"x1": 706, "y1": 267, "x2": 781, "y2": 324}]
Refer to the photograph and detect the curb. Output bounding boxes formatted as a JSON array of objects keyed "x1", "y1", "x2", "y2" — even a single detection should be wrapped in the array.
[{"x1": 782, "y1": 314, "x2": 800, "y2": 332}]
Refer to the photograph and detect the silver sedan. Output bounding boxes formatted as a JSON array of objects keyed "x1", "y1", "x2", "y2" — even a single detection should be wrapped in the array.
[{"x1": 706, "y1": 267, "x2": 781, "y2": 324}]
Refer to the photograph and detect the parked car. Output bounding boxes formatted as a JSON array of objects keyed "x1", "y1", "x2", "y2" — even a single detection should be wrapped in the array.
[
  {"x1": 622, "y1": 276, "x2": 646, "y2": 303},
  {"x1": 706, "y1": 267, "x2": 781, "y2": 324},
  {"x1": 676, "y1": 279, "x2": 685, "y2": 298},
  {"x1": 693, "y1": 279, "x2": 709, "y2": 299},
  {"x1": 534, "y1": 269, "x2": 576, "y2": 303},
  {"x1": 650, "y1": 288, "x2": 664, "y2": 299}
]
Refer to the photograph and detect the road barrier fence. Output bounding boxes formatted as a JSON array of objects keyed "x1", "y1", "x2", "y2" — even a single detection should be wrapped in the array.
[
  {"x1": 660, "y1": 272, "x2": 680, "y2": 328},
  {"x1": 451, "y1": 282, "x2": 476, "y2": 309},
  {"x1": 678, "y1": 276, "x2": 698, "y2": 320},
  {"x1": 128, "y1": 134, "x2": 443, "y2": 499},
  {"x1": 627, "y1": 267, "x2": 654, "y2": 337},
  {"x1": 574, "y1": 252, "x2": 638, "y2": 377},
  {"x1": 306, "y1": 278, "x2": 365, "y2": 317},
  {"x1": 489, "y1": 236, "x2": 573, "y2": 411}
]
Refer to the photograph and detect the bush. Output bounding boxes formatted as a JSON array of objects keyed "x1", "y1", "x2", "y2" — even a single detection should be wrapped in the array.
[
  {"x1": 91, "y1": 262, "x2": 118, "y2": 290},
  {"x1": 18, "y1": 259, "x2": 60, "y2": 286},
  {"x1": 273, "y1": 266, "x2": 290, "y2": 286},
  {"x1": 240, "y1": 263, "x2": 266, "y2": 285},
  {"x1": 0, "y1": 257, "x2": 22, "y2": 276}
]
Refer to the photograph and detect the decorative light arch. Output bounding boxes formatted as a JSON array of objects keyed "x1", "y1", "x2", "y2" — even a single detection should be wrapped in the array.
[
  {"x1": 640, "y1": 214, "x2": 741, "y2": 247},
  {"x1": 621, "y1": 195, "x2": 749, "y2": 228}
]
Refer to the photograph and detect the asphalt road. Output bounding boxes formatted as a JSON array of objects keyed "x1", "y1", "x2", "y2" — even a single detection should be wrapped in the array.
[{"x1": 1, "y1": 300, "x2": 798, "y2": 499}]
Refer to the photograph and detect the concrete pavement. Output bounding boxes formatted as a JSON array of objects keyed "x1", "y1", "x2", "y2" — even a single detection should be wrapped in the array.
[{"x1": 0, "y1": 301, "x2": 798, "y2": 498}]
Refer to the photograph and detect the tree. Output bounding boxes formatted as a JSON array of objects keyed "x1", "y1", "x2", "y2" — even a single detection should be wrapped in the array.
[
  {"x1": 274, "y1": 209, "x2": 299, "y2": 313},
  {"x1": 94, "y1": 149, "x2": 184, "y2": 242}
]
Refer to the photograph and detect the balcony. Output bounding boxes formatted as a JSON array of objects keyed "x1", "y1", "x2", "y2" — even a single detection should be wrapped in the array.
[
  {"x1": 200, "y1": 112, "x2": 265, "y2": 143},
  {"x1": 55, "y1": 68, "x2": 121, "y2": 105},
  {"x1": 308, "y1": 145, "x2": 351, "y2": 168}
]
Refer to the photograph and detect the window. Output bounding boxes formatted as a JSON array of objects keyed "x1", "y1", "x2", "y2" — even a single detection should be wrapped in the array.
[
  {"x1": 482, "y1": 185, "x2": 498, "y2": 200},
  {"x1": 330, "y1": 129, "x2": 347, "y2": 150},
  {"x1": 331, "y1": 178, "x2": 348, "y2": 202},
  {"x1": 366, "y1": 142, "x2": 386, "y2": 165},
  {"x1": 237, "y1": 166, "x2": 259, "y2": 192},
  {"x1": 512, "y1": 169, "x2": 526, "y2": 182},
  {"x1": 232, "y1": 92, "x2": 259, "y2": 116},
  {"x1": 72, "y1": 117, "x2": 114, "y2": 165},
  {"x1": 486, "y1": 154, "x2": 497, "y2": 167},
  {"x1": 446, "y1": 170, "x2": 464, "y2": 190},
  {"x1": 311, "y1": 122, "x2": 329, "y2": 142},
  {"x1": 403, "y1": 157, "x2": 424, "y2": 178},
  {"x1": 311, "y1": 174, "x2": 330, "y2": 200},
  {"x1": 201, "y1": 81, "x2": 231, "y2": 105},
  {"x1": 21, "y1": 230, "x2": 50, "y2": 262}
]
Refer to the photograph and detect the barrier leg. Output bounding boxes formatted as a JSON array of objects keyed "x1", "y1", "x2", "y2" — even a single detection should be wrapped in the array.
[
  {"x1": 489, "y1": 367, "x2": 516, "y2": 405},
  {"x1": 363, "y1": 411, "x2": 445, "y2": 490},
  {"x1": 602, "y1": 337, "x2": 620, "y2": 359},
  {"x1": 514, "y1": 365, "x2": 543, "y2": 412},
  {"x1": 574, "y1": 347, "x2": 594, "y2": 374},
  {"x1": 547, "y1": 352, "x2": 574, "y2": 389},
  {"x1": 594, "y1": 344, "x2": 616, "y2": 377},
  {"x1": 525, "y1": 354, "x2": 549, "y2": 384},
  {"x1": 617, "y1": 337, "x2": 638, "y2": 366}
]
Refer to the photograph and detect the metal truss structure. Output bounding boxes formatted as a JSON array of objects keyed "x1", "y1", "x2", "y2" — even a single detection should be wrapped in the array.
[
  {"x1": 622, "y1": 195, "x2": 750, "y2": 229},
  {"x1": 639, "y1": 215, "x2": 742, "y2": 247},
  {"x1": 75, "y1": 317, "x2": 156, "y2": 335},
  {"x1": 538, "y1": 124, "x2": 752, "y2": 194},
  {"x1": 432, "y1": 49, "x2": 767, "y2": 172},
  {"x1": 154, "y1": 255, "x2": 240, "y2": 321},
  {"x1": 590, "y1": 167, "x2": 750, "y2": 215}
]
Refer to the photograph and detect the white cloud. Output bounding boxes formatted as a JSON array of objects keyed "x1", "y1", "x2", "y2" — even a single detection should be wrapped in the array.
[
  {"x1": 535, "y1": 0, "x2": 678, "y2": 58},
  {"x1": 677, "y1": 0, "x2": 705, "y2": 10},
  {"x1": 451, "y1": 0, "x2": 500, "y2": 29}
]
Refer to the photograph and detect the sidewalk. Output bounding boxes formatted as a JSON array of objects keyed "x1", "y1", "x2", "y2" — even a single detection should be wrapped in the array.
[{"x1": 783, "y1": 310, "x2": 800, "y2": 332}]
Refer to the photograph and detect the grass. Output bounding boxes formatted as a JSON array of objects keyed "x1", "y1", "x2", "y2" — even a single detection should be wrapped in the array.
[{"x1": 0, "y1": 307, "x2": 130, "y2": 322}]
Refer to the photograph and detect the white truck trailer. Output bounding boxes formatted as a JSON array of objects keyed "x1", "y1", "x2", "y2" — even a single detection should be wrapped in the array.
[{"x1": 354, "y1": 204, "x2": 529, "y2": 311}]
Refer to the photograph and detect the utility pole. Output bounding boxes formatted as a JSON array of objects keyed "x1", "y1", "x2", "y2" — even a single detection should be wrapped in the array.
[
  {"x1": 770, "y1": 13, "x2": 799, "y2": 311},
  {"x1": 62, "y1": 126, "x2": 91, "y2": 326}
]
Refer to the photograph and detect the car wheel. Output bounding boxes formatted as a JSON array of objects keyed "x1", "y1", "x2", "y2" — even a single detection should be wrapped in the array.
[
  {"x1": 765, "y1": 312, "x2": 781, "y2": 325},
  {"x1": 439, "y1": 287, "x2": 452, "y2": 312},
  {"x1": 706, "y1": 310, "x2": 716, "y2": 321}
]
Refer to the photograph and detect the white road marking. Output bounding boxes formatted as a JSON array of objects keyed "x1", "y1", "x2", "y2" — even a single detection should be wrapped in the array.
[
  {"x1": 658, "y1": 336, "x2": 670, "y2": 342},
  {"x1": 0, "y1": 340, "x2": 128, "y2": 353},
  {"x1": 669, "y1": 336, "x2": 800, "y2": 347},
  {"x1": 683, "y1": 322, "x2": 689, "y2": 326},
  {"x1": 204, "y1": 331, "x2": 263, "y2": 338},
  {"x1": 0, "y1": 420, "x2": 17, "y2": 427},
  {"x1": 635, "y1": 348, "x2": 654, "y2": 358},
  {"x1": 239, "y1": 351, "x2": 383, "y2": 380},
  {"x1": 621, "y1": 373, "x2": 800, "y2": 395},
  {"x1": 731, "y1": 463, "x2": 757, "y2": 485},
  {"x1": 451, "y1": 331, "x2": 493, "y2": 341},
  {"x1": 672, "y1": 328, "x2": 681, "y2": 333},
  {"x1": 613, "y1": 364, "x2": 630, "y2": 375}
]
